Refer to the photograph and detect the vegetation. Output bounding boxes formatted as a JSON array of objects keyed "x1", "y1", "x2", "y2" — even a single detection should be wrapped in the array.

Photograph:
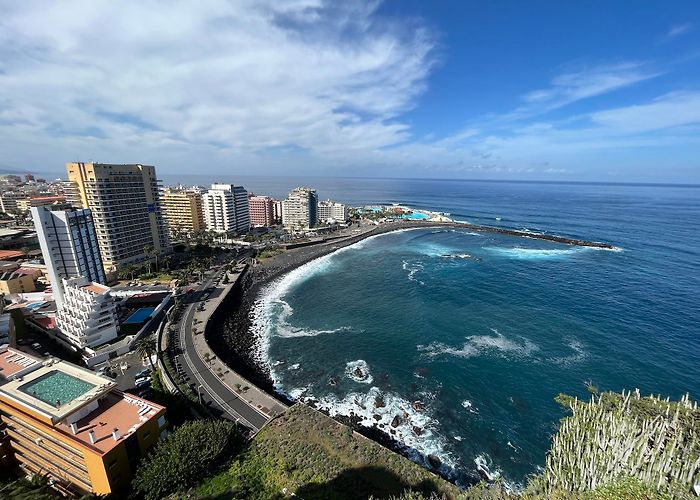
[
  {"x1": 132, "y1": 420, "x2": 244, "y2": 500},
  {"x1": 256, "y1": 246, "x2": 284, "y2": 260},
  {"x1": 0, "y1": 475, "x2": 57, "y2": 499},
  {"x1": 196, "y1": 403, "x2": 460, "y2": 499},
  {"x1": 526, "y1": 390, "x2": 699, "y2": 498}
]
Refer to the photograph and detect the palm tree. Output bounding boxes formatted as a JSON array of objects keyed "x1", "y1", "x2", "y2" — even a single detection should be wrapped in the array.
[{"x1": 134, "y1": 334, "x2": 157, "y2": 369}]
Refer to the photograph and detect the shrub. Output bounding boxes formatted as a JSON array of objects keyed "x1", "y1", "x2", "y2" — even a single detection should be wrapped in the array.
[{"x1": 132, "y1": 419, "x2": 243, "y2": 499}]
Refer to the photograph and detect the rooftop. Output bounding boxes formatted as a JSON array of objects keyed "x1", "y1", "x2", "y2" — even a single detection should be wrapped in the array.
[
  {"x1": 0, "y1": 358, "x2": 116, "y2": 423},
  {"x1": 83, "y1": 283, "x2": 109, "y2": 295},
  {"x1": 0, "y1": 250, "x2": 26, "y2": 260},
  {"x1": 0, "y1": 346, "x2": 41, "y2": 381},
  {"x1": 55, "y1": 391, "x2": 164, "y2": 454}
]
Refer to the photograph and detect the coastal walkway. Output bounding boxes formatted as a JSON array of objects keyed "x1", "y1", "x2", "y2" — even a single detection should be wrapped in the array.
[{"x1": 177, "y1": 264, "x2": 286, "y2": 433}]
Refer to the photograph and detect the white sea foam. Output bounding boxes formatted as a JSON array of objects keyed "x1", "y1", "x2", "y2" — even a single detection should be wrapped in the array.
[
  {"x1": 461, "y1": 400, "x2": 479, "y2": 414},
  {"x1": 418, "y1": 329, "x2": 538, "y2": 360},
  {"x1": 474, "y1": 453, "x2": 502, "y2": 481},
  {"x1": 401, "y1": 260, "x2": 425, "y2": 285},
  {"x1": 289, "y1": 363, "x2": 300, "y2": 370},
  {"x1": 309, "y1": 386, "x2": 457, "y2": 476},
  {"x1": 441, "y1": 253, "x2": 473, "y2": 260},
  {"x1": 550, "y1": 339, "x2": 588, "y2": 366},
  {"x1": 484, "y1": 246, "x2": 585, "y2": 260},
  {"x1": 345, "y1": 359, "x2": 373, "y2": 384}
]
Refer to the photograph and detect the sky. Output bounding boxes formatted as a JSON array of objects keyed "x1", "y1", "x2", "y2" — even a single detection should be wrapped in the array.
[{"x1": 1, "y1": 1, "x2": 699, "y2": 183}]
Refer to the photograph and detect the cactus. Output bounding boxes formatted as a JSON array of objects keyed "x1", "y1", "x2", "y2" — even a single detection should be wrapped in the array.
[{"x1": 540, "y1": 390, "x2": 700, "y2": 497}]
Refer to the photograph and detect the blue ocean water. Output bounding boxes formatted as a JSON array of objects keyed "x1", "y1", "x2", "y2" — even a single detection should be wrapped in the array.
[{"x1": 219, "y1": 176, "x2": 699, "y2": 486}]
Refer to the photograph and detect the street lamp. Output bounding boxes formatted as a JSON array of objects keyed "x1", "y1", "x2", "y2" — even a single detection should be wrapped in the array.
[{"x1": 197, "y1": 384, "x2": 203, "y2": 405}]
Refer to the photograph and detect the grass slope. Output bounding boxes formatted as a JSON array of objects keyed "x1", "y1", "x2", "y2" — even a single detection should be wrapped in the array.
[{"x1": 196, "y1": 403, "x2": 461, "y2": 499}]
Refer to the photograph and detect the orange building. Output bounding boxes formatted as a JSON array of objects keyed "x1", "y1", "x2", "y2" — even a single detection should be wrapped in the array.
[{"x1": 0, "y1": 346, "x2": 167, "y2": 496}]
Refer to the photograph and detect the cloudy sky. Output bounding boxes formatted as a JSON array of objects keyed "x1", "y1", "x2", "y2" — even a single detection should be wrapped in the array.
[{"x1": 1, "y1": 1, "x2": 699, "y2": 182}]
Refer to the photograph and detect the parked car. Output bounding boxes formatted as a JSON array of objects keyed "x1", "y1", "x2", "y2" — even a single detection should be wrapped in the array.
[
  {"x1": 135, "y1": 368, "x2": 151, "y2": 378},
  {"x1": 31, "y1": 342, "x2": 42, "y2": 350},
  {"x1": 134, "y1": 377, "x2": 152, "y2": 389}
]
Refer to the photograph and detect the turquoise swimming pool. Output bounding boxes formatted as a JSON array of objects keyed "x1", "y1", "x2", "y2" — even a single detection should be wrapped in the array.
[
  {"x1": 125, "y1": 306, "x2": 155, "y2": 324},
  {"x1": 19, "y1": 370, "x2": 95, "y2": 407},
  {"x1": 402, "y1": 211, "x2": 429, "y2": 220}
]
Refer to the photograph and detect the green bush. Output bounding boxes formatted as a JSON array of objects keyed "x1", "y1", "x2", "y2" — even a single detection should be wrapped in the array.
[{"x1": 132, "y1": 420, "x2": 243, "y2": 500}]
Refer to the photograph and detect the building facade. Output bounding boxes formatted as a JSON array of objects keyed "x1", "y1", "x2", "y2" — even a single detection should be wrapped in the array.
[
  {"x1": 31, "y1": 206, "x2": 106, "y2": 307},
  {"x1": 159, "y1": 188, "x2": 204, "y2": 238},
  {"x1": 202, "y1": 183, "x2": 250, "y2": 234},
  {"x1": 282, "y1": 188, "x2": 318, "y2": 230},
  {"x1": 0, "y1": 191, "x2": 22, "y2": 214},
  {"x1": 15, "y1": 196, "x2": 68, "y2": 213},
  {"x1": 0, "y1": 270, "x2": 37, "y2": 295},
  {"x1": 0, "y1": 347, "x2": 167, "y2": 496},
  {"x1": 55, "y1": 277, "x2": 119, "y2": 349},
  {"x1": 317, "y1": 200, "x2": 349, "y2": 224},
  {"x1": 66, "y1": 162, "x2": 169, "y2": 271},
  {"x1": 248, "y1": 195, "x2": 275, "y2": 227}
]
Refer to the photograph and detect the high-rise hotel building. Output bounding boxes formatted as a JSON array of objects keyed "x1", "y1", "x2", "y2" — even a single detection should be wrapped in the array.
[
  {"x1": 0, "y1": 346, "x2": 167, "y2": 496},
  {"x1": 31, "y1": 206, "x2": 106, "y2": 307},
  {"x1": 160, "y1": 188, "x2": 205, "y2": 237},
  {"x1": 66, "y1": 163, "x2": 169, "y2": 271},
  {"x1": 202, "y1": 183, "x2": 250, "y2": 234},
  {"x1": 282, "y1": 188, "x2": 318, "y2": 230}
]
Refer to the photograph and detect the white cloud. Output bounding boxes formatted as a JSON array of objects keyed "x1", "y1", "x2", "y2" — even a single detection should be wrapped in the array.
[
  {"x1": 667, "y1": 23, "x2": 694, "y2": 38},
  {"x1": 0, "y1": 0, "x2": 435, "y2": 170},
  {"x1": 514, "y1": 62, "x2": 662, "y2": 118}
]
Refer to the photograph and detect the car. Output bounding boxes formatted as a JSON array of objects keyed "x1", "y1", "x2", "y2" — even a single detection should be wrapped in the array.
[
  {"x1": 135, "y1": 368, "x2": 151, "y2": 378},
  {"x1": 16, "y1": 339, "x2": 26, "y2": 346},
  {"x1": 137, "y1": 388, "x2": 153, "y2": 398},
  {"x1": 134, "y1": 377, "x2": 152, "y2": 389},
  {"x1": 31, "y1": 342, "x2": 42, "y2": 350}
]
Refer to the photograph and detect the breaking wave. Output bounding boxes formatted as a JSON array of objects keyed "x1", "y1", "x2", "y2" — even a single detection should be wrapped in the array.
[{"x1": 418, "y1": 329, "x2": 539, "y2": 360}]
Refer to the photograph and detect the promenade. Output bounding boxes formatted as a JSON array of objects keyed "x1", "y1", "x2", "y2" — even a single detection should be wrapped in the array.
[{"x1": 171, "y1": 263, "x2": 286, "y2": 433}]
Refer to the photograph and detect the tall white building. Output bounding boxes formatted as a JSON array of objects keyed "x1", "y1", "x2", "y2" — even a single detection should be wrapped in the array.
[
  {"x1": 318, "y1": 200, "x2": 349, "y2": 224},
  {"x1": 282, "y1": 188, "x2": 318, "y2": 230},
  {"x1": 202, "y1": 183, "x2": 250, "y2": 234},
  {"x1": 31, "y1": 206, "x2": 106, "y2": 307},
  {"x1": 55, "y1": 277, "x2": 119, "y2": 349}
]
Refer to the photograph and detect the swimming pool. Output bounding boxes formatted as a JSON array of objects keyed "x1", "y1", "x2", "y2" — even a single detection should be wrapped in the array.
[
  {"x1": 124, "y1": 307, "x2": 156, "y2": 324},
  {"x1": 19, "y1": 370, "x2": 95, "y2": 407},
  {"x1": 402, "y1": 211, "x2": 429, "y2": 220}
]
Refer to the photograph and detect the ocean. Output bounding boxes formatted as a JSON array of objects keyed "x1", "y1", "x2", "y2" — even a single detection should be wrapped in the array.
[{"x1": 196, "y1": 176, "x2": 700, "y2": 486}]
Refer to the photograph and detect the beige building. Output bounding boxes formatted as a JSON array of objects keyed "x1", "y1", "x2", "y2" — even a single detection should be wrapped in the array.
[
  {"x1": 282, "y1": 188, "x2": 318, "y2": 230},
  {"x1": 0, "y1": 347, "x2": 167, "y2": 496},
  {"x1": 0, "y1": 191, "x2": 22, "y2": 214},
  {"x1": 15, "y1": 196, "x2": 67, "y2": 213},
  {"x1": 0, "y1": 269, "x2": 37, "y2": 295},
  {"x1": 160, "y1": 188, "x2": 204, "y2": 237},
  {"x1": 66, "y1": 163, "x2": 169, "y2": 271}
]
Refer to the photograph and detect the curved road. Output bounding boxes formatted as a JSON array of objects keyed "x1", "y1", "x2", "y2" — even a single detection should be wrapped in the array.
[{"x1": 177, "y1": 272, "x2": 270, "y2": 432}]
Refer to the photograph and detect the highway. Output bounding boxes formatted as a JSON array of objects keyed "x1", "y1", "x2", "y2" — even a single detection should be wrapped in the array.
[{"x1": 174, "y1": 271, "x2": 270, "y2": 433}]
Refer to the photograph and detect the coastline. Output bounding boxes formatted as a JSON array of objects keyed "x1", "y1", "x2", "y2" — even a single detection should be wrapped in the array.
[{"x1": 206, "y1": 218, "x2": 617, "y2": 486}]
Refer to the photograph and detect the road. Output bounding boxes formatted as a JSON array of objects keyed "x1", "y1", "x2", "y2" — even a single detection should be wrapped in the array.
[{"x1": 175, "y1": 271, "x2": 270, "y2": 433}]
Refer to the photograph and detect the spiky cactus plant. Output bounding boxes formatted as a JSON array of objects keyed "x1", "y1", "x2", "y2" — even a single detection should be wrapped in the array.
[{"x1": 540, "y1": 390, "x2": 699, "y2": 497}]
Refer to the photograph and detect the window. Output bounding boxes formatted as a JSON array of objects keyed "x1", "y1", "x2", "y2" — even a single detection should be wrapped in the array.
[{"x1": 108, "y1": 458, "x2": 118, "y2": 469}]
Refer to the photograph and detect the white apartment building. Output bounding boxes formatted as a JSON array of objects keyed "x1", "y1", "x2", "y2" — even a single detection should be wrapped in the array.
[
  {"x1": 31, "y1": 206, "x2": 106, "y2": 307},
  {"x1": 282, "y1": 188, "x2": 318, "y2": 230},
  {"x1": 55, "y1": 277, "x2": 119, "y2": 349},
  {"x1": 202, "y1": 183, "x2": 250, "y2": 234},
  {"x1": 318, "y1": 200, "x2": 349, "y2": 224}
]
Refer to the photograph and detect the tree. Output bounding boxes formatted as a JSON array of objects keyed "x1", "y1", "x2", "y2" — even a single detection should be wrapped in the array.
[
  {"x1": 143, "y1": 245, "x2": 154, "y2": 274},
  {"x1": 134, "y1": 334, "x2": 157, "y2": 368},
  {"x1": 132, "y1": 420, "x2": 243, "y2": 500}
]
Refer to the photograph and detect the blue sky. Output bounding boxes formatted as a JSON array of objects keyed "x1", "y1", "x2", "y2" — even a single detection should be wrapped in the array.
[{"x1": 1, "y1": 1, "x2": 699, "y2": 182}]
